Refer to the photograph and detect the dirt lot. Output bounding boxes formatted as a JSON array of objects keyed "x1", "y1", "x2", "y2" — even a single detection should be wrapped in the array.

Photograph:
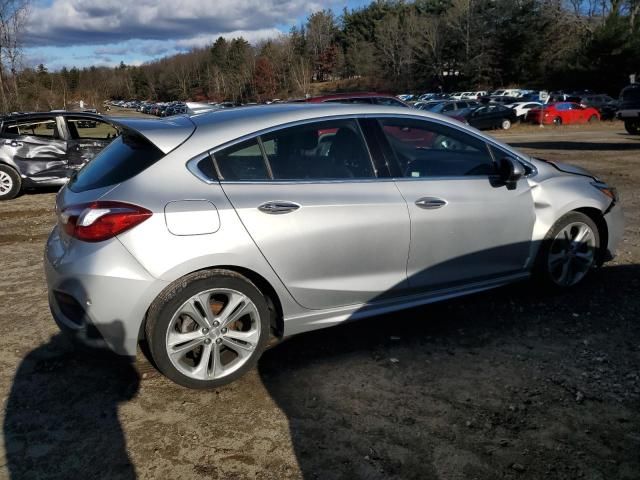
[{"x1": 0, "y1": 121, "x2": 638, "y2": 480}]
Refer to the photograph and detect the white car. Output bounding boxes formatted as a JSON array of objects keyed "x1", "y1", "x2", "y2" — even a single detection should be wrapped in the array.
[
  {"x1": 507, "y1": 101, "x2": 543, "y2": 120},
  {"x1": 461, "y1": 91, "x2": 488, "y2": 100}
]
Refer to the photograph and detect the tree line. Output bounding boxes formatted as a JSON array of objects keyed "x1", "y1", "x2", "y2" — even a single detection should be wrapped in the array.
[{"x1": 5, "y1": 0, "x2": 640, "y2": 112}]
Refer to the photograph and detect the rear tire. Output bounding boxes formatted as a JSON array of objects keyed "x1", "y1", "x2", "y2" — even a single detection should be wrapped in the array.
[
  {"x1": 0, "y1": 164, "x2": 21, "y2": 200},
  {"x1": 533, "y1": 212, "x2": 600, "y2": 290},
  {"x1": 625, "y1": 120, "x2": 639, "y2": 135},
  {"x1": 588, "y1": 115, "x2": 598, "y2": 123},
  {"x1": 553, "y1": 116, "x2": 562, "y2": 126},
  {"x1": 145, "y1": 269, "x2": 270, "y2": 389}
]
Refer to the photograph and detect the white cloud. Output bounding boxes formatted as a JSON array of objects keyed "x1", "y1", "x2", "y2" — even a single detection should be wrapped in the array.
[{"x1": 25, "y1": 0, "x2": 340, "y2": 46}]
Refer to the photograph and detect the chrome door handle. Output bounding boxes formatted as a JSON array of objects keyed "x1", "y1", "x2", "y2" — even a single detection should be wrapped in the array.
[
  {"x1": 415, "y1": 197, "x2": 447, "y2": 209},
  {"x1": 258, "y1": 201, "x2": 300, "y2": 214},
  {"x1": 5, "y1": 140, "x2": 22, "y2": 147}
]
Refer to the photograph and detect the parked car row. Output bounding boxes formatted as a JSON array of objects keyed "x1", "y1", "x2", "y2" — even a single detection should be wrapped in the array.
[{"x1": 401, "y1": 88, "x2": 622, "y2": 123}]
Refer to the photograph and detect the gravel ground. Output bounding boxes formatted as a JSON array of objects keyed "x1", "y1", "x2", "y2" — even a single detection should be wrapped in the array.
[{"x1": 0, "y1": 121, "x2": 638, "y2": 480}]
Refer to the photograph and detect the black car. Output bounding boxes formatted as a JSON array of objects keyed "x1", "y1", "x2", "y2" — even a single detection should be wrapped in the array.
[
  {"x1": 416, "y1": 100, "x2": 479, "y2": 114},
  {"x1": 618, "y1": 83, "x2": 640, "y2": 134},
  {"x1": 0, "y1": 112, "x2": 119, "y2": 200},
  {"x1": 578, "y1": 94, "x2": 618, "y2": 120},
  {"x1": 457, "y1": 104, "x2": 518, "y2": 130}
]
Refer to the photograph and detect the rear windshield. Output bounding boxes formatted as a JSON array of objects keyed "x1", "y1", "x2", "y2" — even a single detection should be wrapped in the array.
[
  {"x1": 621, "y1": 85, "x2": 640, "y2": 101},
  {"x1": 69, "y1": 130, "x2": 164, "y2": 192}
]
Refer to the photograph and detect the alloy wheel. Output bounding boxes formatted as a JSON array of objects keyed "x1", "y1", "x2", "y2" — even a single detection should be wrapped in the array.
[
  {"x1": 165, "y1": 288, "x2": 261, "y2": 381},
  {"x1": 547, "y1": 222, "x2": 596, "y2": 287},
  {"x1": 0, "y1": 170, "x2": 12, "y2": 195}
]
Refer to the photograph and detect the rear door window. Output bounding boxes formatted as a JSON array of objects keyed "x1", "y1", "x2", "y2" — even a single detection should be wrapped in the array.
[
  {"x1": 67, "y1": 117, "x2": 119, "y2": 140},
  {"x1": 212, "y1": 120, "x2": 375, "y2": 181},
  {"x1": 3, "y1": 118, "x2": 59, "y2": 138}
]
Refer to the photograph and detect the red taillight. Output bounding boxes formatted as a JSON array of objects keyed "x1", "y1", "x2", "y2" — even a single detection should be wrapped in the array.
[{"x1": 59, "y1": 201, "x2": 152, "y2": 242}]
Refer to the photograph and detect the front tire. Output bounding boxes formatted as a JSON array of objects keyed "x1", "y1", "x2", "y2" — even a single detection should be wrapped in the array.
[
  {"x1": 553, "y1": 116, "x2": 562, "y2": 126},
  {"x1": 501, "y1": 119, "x2": 511, "y2": 130},
  {"x1": 0, "y1": 165, "x2": 21, "y2": 200},
  {"x1": 534, "y1": 212, "x2": 600, "y2": 289},
  {"x1": 146, "y1": 269, "x2": 270, "y2": 389},
  {"x1": 588, "y1": 114, "x2": 598, "y2": 123}
]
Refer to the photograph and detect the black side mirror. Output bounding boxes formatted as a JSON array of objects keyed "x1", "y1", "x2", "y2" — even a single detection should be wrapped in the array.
[{"x1": 498, "y1": 157, "x2": 525, "y2": 190}]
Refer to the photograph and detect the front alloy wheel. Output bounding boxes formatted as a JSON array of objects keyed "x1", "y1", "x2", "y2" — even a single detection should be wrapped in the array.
[{"x1": 537, "y1": 212, "x2": 600, "y2": 289}]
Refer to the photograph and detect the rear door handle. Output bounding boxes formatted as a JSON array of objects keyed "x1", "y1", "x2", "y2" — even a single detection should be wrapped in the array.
[
  {"x1": 415, "y1": 197, "x2": 447, "y2": 209},
  {"x1": 4, "y1": 140, "x2": 23, "y2": 147},
  {"x1": 258, "y1": 201, "x2": 300, "y2": 214}
]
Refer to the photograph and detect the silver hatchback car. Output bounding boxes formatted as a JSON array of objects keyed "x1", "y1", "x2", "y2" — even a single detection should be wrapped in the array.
[{"x1": 45, "y1": 104, "x2": 624, "y2": 388}]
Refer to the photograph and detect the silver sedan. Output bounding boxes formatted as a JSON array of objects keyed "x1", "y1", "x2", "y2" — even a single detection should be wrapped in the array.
[{"x1": 44, "y1": 104, "x2": 624, "y2": 388}]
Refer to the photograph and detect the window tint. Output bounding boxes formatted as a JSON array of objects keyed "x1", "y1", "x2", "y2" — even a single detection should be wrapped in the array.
[
  {"x1": 69, "y1": 131, "x2": 164, "y2": 192},
  {"x1": 67, "y1": 117, "x2": 119, "y2": 140},
  {"x1": 4, "y1": 118, "x2": 59, "y2": 138},
  {"x1": 379, "y1": 118, "x2": 495, "y2": 178},
  {"x1": 261, "y1": 119, "x2": 374, "y2": 180},
  {"x1": 214, "y1": 139, "x2": 269, "y2": 181},
  {"x1": 375, "y1": 97, "x2": 407, "y2": 107},
  {"x1": 325, "y1": 98, "x2": 373, "y2": 104}
]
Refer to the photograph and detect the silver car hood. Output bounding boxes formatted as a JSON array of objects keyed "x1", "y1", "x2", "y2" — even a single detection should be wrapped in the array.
[
  {"x1": 107, "y1": 115, "x2": 196, "y2": 154},
  {"x1": 534, "y1": 157, "x2": 598, "y2": 180}
]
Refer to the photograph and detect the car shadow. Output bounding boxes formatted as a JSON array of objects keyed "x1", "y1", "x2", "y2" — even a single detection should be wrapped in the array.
[
  {"x1": 3, "y1": 321, "x2": 139, "y2": 480},
  {"x1": 508, "y1": 141, "x2": 640, "y2": 151},
  {"x1": 258, "y1": 263, "x2": 640, "y2": 479}
]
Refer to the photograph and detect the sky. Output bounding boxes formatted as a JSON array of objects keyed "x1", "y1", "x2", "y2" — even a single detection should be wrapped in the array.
[{"x1": 23, "y1": 0, "x2": 370, "y2": 71}]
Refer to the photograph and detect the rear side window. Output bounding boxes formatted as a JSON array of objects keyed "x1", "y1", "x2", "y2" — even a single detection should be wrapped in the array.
[
  {"x1": 214, "y1": 139, "x2": 269, "y2": 180},
  {"x1": 379, "y1": 117, "x2": 495, "y2": 178},
  {"x1": 69, "y1": 131, "x2": 164, "y2": 192}
]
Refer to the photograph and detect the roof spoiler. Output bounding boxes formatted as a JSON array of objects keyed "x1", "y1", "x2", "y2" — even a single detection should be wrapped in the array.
[
  {"x1": 186, "y1": 102, "x2": 221, "y2": 115},
  {"x1": 106, "y1": 115, "x2": 196, "y2": 154}
]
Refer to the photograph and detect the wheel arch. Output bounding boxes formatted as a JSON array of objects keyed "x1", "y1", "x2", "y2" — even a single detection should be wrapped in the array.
[
  {"x1": 573, "y1": 206, "x2": 609, "y2": 266},
  {"x1": 139, "y1": 265, "x2": 285, "y2": 344}
]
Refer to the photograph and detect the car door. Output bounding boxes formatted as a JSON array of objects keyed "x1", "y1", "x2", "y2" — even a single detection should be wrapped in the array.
[
  {"x1": 371, "y1": 116, "x2": 535, "y2": 292},
  {"x1": 64, "y1": 116, "x2": 119, "y2": 167},
  {"x1": 215, "y1": 118, "x2": 411, "y2": 310},
  {"x1": 469, "y1": 106, "x2": 491, "y2": 129},
  {"x1": 0, "y1": 116, "x2": 70, "y2": 179}
]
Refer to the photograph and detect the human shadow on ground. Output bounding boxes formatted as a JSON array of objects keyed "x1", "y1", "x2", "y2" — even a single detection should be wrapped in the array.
[{"x1": 3, "y1": 322, "x2": 139, "y2": 480}]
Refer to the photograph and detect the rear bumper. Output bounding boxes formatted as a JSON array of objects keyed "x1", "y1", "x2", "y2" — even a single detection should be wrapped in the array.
[
  {"x1": 604, "y1": 201, "x2": 624, "y2": 261},
  {"x1": 618, "y1": 110, "x2": 640, "y2": 119},
  {"x1": 44, "y1": 226, "x2": 168, "y2": 356}
]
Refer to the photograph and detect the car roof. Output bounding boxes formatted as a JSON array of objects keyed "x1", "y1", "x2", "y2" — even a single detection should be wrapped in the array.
[
  {"x1": 302, "y1": 92, "x2": 403, "y2": 103},
  {"x1": 112, "y1": 103, "x2": 478, "y2": 154},
  {"x1": 0, "y1": 111, "x2": 104, "y2": 121}
]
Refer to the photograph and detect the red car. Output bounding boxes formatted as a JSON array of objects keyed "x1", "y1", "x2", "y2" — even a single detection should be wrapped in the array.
[{"x1": 527, "y1": 102, "x2": 600, "y2": 125}]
